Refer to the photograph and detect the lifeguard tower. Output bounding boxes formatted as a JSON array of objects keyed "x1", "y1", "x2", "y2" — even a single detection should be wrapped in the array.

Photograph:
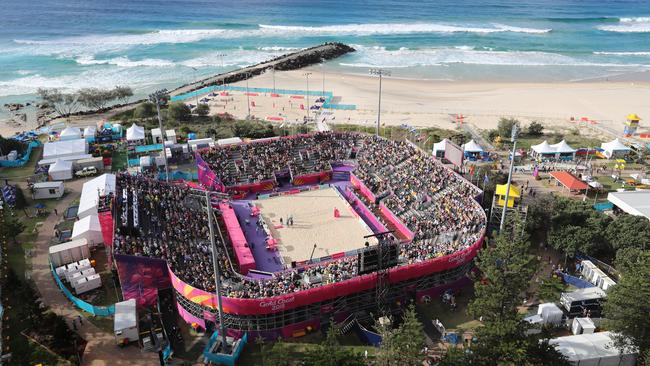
[
  {"x1": 624, "y1": 114, "x2": 641, "y2": 137},
  {"x1": 489, "y1": 184, "x2": 527, "y2": 235}
]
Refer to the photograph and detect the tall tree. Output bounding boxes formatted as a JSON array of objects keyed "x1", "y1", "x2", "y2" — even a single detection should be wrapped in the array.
[
  {"x1": 376, "y1": 305, "x2": 424, "y2": 366},
  {"x1": 78, "y1": 88, "x2": 117, "y2": 110},
  {"x1": 603, "y1": 254, "x2": 650, "y2": 364},
  {"x1": 301, "y1": 323, "x2": 366, "y2": 366},
  {"x1": 1, "y1": 213, "x2": 26, "y2": 244},
  {"x1": 605, "y1": 214, "x2": 650, "y2": 251},
  {"x1": 112, "y1": 85, "x2": 134, "y2": 105},
  {"x1": 37, "y1": 88, "x2": 80, "y2": 117}
]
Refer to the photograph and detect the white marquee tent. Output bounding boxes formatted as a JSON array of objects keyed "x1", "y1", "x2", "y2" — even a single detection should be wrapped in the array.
[
  {"x1": 531, "y1": 140, "x2": 555, "y2": 155},
  {"x1": 601, "y1": 138, "x2": 631, "y2": 159},
  {"x1": 462, "y1": 139, "x2": 484, "y2": 153},
  {"x1": 551, "y1": 140, "x2": 577, "y2": 154},
  {"x1": 48, "y1": 159, "x2": 73, "y2": 180},
  {"x1": 549, "y1": 332, "x2": 636, "y2": 366},
  {"x1": 531, "y1": 140, "x2": 576, "y2": 160},
  {"x1": 433, "y1": 138, "x2": 450, "y2": 157},
  {"x1": 126, "y1": 124, "x2": 145, "y2": 142},
  {"x1": 43, "y1": 139, "x2": 88, "y2": 160},
  {"x1": 71, "y1": 214, "x2": 104, "y2": 247},
  {"x1": 78, "y1": 173, "x2": 116, "y2": 219},
  {"x1": 83, "y1": 126, "x2": 96, "y2": 139},
  {"x1": 59, "y1": 126, "x2": 82, "y2": 141}
]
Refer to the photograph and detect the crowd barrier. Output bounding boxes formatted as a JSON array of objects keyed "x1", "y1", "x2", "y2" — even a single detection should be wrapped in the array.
[
  {"x1": 202, "y1": 331, "x2": 247, "y2": 366},
  {"x1": 257, "y1": 183, "x2": 330, "y2": 200},
  {"x1": 134, "y1": 144, "x2": 163, "y2": 153},
  {"x1": 291, "y1": 170, "x2": 331, "y2": 186},
  {"x1": 172, "y1": 85, "x2": 333, "y2": 102},
  {"x1": 50, "y1": 263, "x2": 115, "y2": 317},
  {"x1": 349, "y1": 173, "x2": 376, "y2": 202},
  {"x1": 0, "y1": 140, "x2": 41, "y2": 168},
  {"x1": 378, "y1": 202, "x2": 415, "y2": 241},
  {"x1": 339, "y1": 186, "x2": 388, "y2": 234}
]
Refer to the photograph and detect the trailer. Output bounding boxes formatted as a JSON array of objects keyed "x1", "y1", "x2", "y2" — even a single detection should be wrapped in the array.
[
  {"x1": 73, "y1": 274, "x2": 101, "y2": 294},
  {"x1": 560, "y1": 287, "x2": 606, "y2": 318},
  {"x1": 48, "y1": 238, "x2": 90, "y2": 267},
  {"x1": 114, "y1": 299, "x2": 139, "y2": 346}
]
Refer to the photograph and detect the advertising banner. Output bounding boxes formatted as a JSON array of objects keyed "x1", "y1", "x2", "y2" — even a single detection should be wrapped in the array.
[
  {"x1": 196, "y1": 153, "x2": 225, "y2": 192},
  {"x1": 114, "y1": 254, "x2": 171, "y2": 308}
]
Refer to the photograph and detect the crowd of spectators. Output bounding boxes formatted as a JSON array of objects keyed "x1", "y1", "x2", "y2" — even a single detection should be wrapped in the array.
[{"x1": 113, "y1": 133, "x2": 485, "y2": 299}]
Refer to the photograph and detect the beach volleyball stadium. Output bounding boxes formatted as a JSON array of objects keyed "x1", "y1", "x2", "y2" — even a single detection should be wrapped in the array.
[{"x1": 109, "y1": 131, "x2": 486, "y2": 339}]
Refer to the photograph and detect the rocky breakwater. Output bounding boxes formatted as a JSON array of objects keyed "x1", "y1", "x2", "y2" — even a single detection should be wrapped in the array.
[{"x1": 170, "y1": 42, "x2": 355, "y2": 97}]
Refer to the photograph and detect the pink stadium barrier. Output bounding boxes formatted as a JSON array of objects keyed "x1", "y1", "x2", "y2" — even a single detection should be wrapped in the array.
[
  {"x1": 168, "y1": 230, "x2": 484, "y2": 316},
  {"x1": 378, "y1": 203, "x2": 415, "y2": 241},
  {"x1": 177, "y1": 301, "x2": 206, "y2": 330},
  {"x1": 292, "y1": 171, "x2": 331, "y2": 185},
  {"x1": 228, "y1": 179, "x2": 276, "y2": 194},
  {"x1": 341, "y1": 187, "x2": 388, "y2": 233},
  {"x1": 219, "y1": 203, "x2": 256, "y2": 275},
  {"x1": 349, "y1": 174, "x2": 376, "y2": 202}
]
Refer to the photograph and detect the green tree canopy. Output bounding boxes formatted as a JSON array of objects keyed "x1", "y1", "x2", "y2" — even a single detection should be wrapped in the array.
[
  {"x1": 195, "y1": 103, "x2": 210, "y2": 117},
  {"x1": 301, "y1": 323, "x2": 366, "y2": 366},
  {"x1": 605, "y1": 214, "x2": 650, "y2": 251},
  {"x1": 603, "y1": 254, "x2": 650, "y2": 364},
  {"x1": 497, "y1": 118, "x2": 521, "y2": 139},
  {"x1": 376, "y1": 305, "x2": 425, "y2": 366},
  {"x1": 133, "y1": 102, "x2": 157, "y2": 119},
  {"x1": 167, "y1": 101, "x2": 191, "y2": 122},
  {"x1": 527, "y1": 121, "x2": 544, "y2": 136}
]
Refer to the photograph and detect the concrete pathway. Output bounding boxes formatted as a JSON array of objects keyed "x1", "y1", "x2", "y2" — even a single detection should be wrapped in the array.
[{"x1": 29, "y1": 178, "x2": 158, "y2": 365}]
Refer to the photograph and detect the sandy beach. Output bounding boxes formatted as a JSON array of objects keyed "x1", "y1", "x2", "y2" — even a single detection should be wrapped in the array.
[{"x1": 206, "y1": 68, "x2": 650, "y2": 136}]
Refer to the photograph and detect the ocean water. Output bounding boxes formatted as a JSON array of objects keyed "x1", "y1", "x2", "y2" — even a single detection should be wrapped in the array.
[{"x1": 2, "y1": 0, "x2": 650, "y2": 112}]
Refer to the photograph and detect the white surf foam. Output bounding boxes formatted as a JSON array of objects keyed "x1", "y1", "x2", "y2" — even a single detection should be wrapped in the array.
[
  {"x1": 593, "y1": 51, "x2": 650, "y2": 56},
  {"x1": 75, "y1": 55, "x2": 175, "y2": 67},
  {"x1": 599, "y1": 17, "x2": 650, "y2": 32},
  {"x1": 258, "y1": 22, "x2": 551, "y2": 35}
]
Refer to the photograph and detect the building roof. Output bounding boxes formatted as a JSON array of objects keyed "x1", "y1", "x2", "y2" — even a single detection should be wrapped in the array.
[
  {"x1": 72, "y1": 214, "x2": 102, "y2": 236},
  {"x1": 495, "y1": 184, "x2": 520, "y2": 198},
  {"x1": 626, "y1": 113, "x2": 641, "y2": 121},
  {"x1": 562, "y1": 287, "x2": 607, "y2": 303},
  {"x1": 151, "y1": 128, "x2": 162, "y2": 137},
  {"x1": 43, "y1": 139, "x2": 88, "y2": 159},
  {"x1": 49, "y1": 159, "x2": 73, "y2": 173},
  {"x1": 48, "y1": 238, "x2": 88, "y2": 254},
  {"x1": 549, "y1": 332, "x2": 636, "y2": 363},
  {"x1": 607, "y1": 191, "x2": 650, "y2": 219},
  {"x1": 60, "y1": 126, "x2": 82, "y2": 138},
  {"x1": 78, "y1": 173, "x2": 116, "y2": 217},
  {"x1": 433, "y1": 138, "x2": 450, "y2": 152},
  {"x1": 217, "y1": 137, "x2": 243, "y2": 146},
  {"x1": 83, "y1": 126, "x2": 96, "y2": 137},
  {"x1": 550, "y1": 171, "x2": 589, "y2": 190},
  {"x1": 33, "y1": 181, "x2": 64, "y2": 189}
]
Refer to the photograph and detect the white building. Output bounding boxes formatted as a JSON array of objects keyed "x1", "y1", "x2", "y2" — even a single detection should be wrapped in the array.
[
  {"x1": 71, "y1": 214, "x2": 104, "y2": 247},
  {"x1": 607, "y1": 191, "x2": 650, "y2": 219},
  {"x1": 151, "y1": 128, "x2": 163, "y2": 144},
  {"x1": 43, "y1": 139, "x2": 88, "y2": 160},
  {"x1": 48, "y1": 159, "x2": 74, "y2": 180},
  {"x1": 78, "y1": 173, "x2": 116, "y2": 219},
  {"x1": 549, "y1": 332, "x2": 636, "y2": 366},
  {"x1": 32, "y1": 181, "x2": 65, "y2": 200}
]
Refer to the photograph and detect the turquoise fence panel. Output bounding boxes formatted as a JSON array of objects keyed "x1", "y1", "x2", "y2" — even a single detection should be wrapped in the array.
[
  {"x1": 128, "y1": 158, "x2": 140, "y2": 167},
  {"x1": 593, "y1": 202, "x2": 614, "y2": 211},
  {"x1": 172, "y1": 85, "x2": 333, "y2": 102},
  {"x1": 0, "y1": 140, "x2": 41, "y2": 168},
  {"x1": 50, "y1": 263, "x2": 116, "y2": 317},
  {"x1": 158, "y1": 171, "x2": 198, "y2": 181},
  {"x1": 135, "y1": 144, "x2": 163, "y2": 153}
]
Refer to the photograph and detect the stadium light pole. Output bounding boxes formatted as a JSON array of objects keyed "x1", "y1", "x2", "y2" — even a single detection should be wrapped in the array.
[
  {"x1": 303, "y1": 72, "x2": 312, "y2": 119},
  {"x1": 149, "y1": 89, "x2": 169, "y2": 182},
  {"x1": 205, "y1": 191, "x2": 229, "y2": 353},
  {"x1": 499, "y1": 124, "x2": 519, "y2": 232},
  {"x1": 369, "y1": 68, "x2": 390, "y2": 137}
]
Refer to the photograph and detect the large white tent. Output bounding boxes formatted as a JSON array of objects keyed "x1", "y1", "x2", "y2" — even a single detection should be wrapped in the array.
[
  {"x1": 551, "y1": 140, "x2": 577, "y2": 154},
  {"x1": 48, "y1": 159, "x2": 73, "y2": 180},
  {"x1": 462, "y1": 139, "x2": 483, "y2": 153},
  {"x1": 59, "y1": 126, "x2": 82, "y2": 141},
  {"x1": 83, "y1": 126, "x2": 97, "y2": 140},
  {"x1": 126, "y1": 124, "x2": 145, "y2": 142},
  {"x1": 71, "y1": 214, "x2": 104, "y2": 247},
  {"x1": 531, "y1": 140, "x2": 555, "y2": 155},
  {"x1": 607, "y1": 191, "x2": 650, "y2": 219},
  {"x1": 601, "y1": 138, "x2": 631, "y2": 159},
  {"x1": 78, "y1": 173, "x2": 116, "y2": 219},
  {"x1": 531, "y1": 139, "x2": 576, "y2": 160},
  {"x1": 549, "y1": 332, "x2": 636, "y2": 366},
  {"x1": 43, "y1": 139, "x2": 88, "y2": 160},
  {"x1": 433, "y1": 138, "x2": 450, "y2": 157}
]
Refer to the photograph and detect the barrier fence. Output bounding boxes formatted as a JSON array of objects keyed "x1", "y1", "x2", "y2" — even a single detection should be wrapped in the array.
[
  {"x1": 50, "y1": 263, "x2": 115, "y2": 317},
  {"x1": 0, "y1": 140, "x2": 41, "y2": 168}
]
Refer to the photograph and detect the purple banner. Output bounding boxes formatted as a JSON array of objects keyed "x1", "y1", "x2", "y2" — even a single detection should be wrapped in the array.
[{"x1": 196, "y1": 153, "x2": 225, "y2": 192}]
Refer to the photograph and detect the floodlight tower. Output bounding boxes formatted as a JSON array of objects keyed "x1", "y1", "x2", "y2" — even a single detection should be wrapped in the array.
[
  {"x1": 369, "y1": 69, "x2": 390, "y2": 137},
  {"x1": 148, "y1": 89, "x2": 169, "y2": 182},
  {"x1": 499, "y1": 123, "x2": 519, "y2": 232}
]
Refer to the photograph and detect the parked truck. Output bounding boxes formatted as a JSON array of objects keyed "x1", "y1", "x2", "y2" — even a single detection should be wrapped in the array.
[{"x1": 114, "y1": 299, "x2": 139, "y2": 346}]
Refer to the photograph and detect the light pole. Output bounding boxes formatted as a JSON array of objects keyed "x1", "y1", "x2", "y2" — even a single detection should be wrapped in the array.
[
  {"x1": 204, "y1": 191, "x2": 229, "y2": 353},
  {"x1": 149, "y1": 89, "x2": 169, "y2": 182},
  {"x1": 499, "y1": 124, "x2": 519, "y2": 232},
  {"x1": 216, "y1": 53, "x2": 227, "y2": 91},
  {"x1": 190, "y1": 67, "x2": 200, "y2": 108},
  {"x1": 245, "y1": 72, "x2": 251, "y2": 119},
  {"x1": 303, "y1": 72, "x2": 312, "y2": 119},
  {"x1": 369, "y1": 68, "x2": 390, "y2": 137}
]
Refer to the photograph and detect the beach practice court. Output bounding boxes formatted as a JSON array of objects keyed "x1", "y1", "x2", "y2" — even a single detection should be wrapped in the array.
[{"x1": 255, "y1": 187, "x2": 377, "y2": 264}]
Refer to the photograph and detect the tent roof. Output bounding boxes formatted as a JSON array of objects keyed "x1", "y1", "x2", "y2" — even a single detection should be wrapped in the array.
[
  {"x1": 433, "y1": 138, "x2": 450, "y2": 152},
  {"x1": 72, "y1": 214, "x2": 102, "y2": 237},
  {"x1": 49, "y1": 159, "x2": 73, "y2": 172},
  {"x1": 549, "y1": 332, "x2": 634, "y2": 362},
  {"x1": 126, "y1": 124, "x2": 145, "y2": 141},
  {"x1": 83, "y1": 126, "x2": 96, "y2": 137},
  {"x1": 60, "y1": 126, "x2": 82, "y2": 137},
  {"x1": 601, "y1": 138, "x2": 630, "y2": 152},
  {"x1": 79, "y1": 174, "x2": 116, "y2": 217},
  {"x1": 463, "y1": 139, "x2": 483, "y2": 152},
  {"x1": 151, "y1": 128, "x2": 162, "y2": 136},
  {"x1": 531, "y1": 140, "x2": 555, "y2": 154},
  {"x1": 43, "y1": 139, "x2": 88, "y2": 159},
  {"x1": 550, "y1": 171, "x2": 589, "y2": 190},
  {"x1": 495, "y1": 184, "x2": 520, "y2": 198},
  {"x1": 607, "y1": 191, "x2": 650, "y2": 219},
  {"x1": 550, "y1": 140, "x2": 576, "y2": 153}
]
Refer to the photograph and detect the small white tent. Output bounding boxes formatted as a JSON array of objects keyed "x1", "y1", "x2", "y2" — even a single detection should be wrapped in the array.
[
  {"x1": 71, "y1": 214, "x2": 104, "y2": 247},
  {"x1": 601, "y1": 138, "x2": 630, "y2": 159},
  {"x1": 59, "y1": 126, "x2": 82, "y2": 141},
  {"x1": 83, "y1": 126, "x2": 97, "y2": 140},
  {"x1": 151, "y1": 128, "x2": 163, "y2": 144},
  {"x1": 78, "y1": 173, "x2": 116, "y2": 218},
  {"x1": 463, "y1": 139, "x2": 483, "y2": 153},
  {"x1": 126, "y1": 124, "x2": 145, "y2": 142},
  {"x1": 48, "y1": 159, "x2": 74, "y2": 180}
]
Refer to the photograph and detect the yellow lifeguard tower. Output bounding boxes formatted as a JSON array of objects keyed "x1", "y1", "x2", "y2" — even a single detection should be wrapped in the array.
[
  {"x1": 624, "y1": 114, "x2": 641, "y2": 137},
  {"x1": 495, "y1": 184, "x2": 521, "y2": 208}
]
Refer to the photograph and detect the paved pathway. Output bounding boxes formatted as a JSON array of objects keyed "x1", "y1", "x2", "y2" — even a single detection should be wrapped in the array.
[{"x1": 29, "y1": 179, "x2": 158, "y2": 365}]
